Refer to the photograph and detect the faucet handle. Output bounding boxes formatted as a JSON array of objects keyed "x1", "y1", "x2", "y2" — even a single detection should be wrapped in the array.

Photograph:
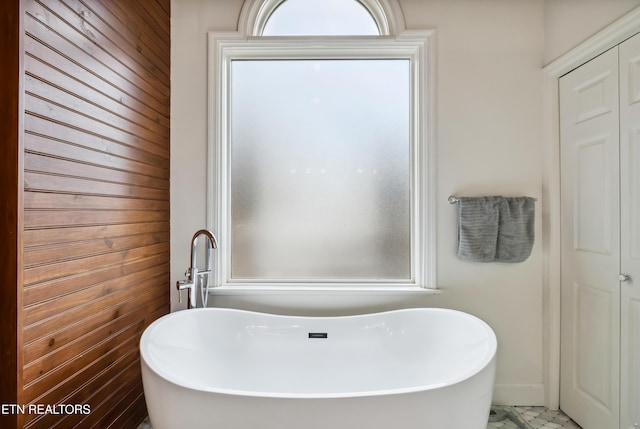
[
  {"x1": 184, "y1": 267, "x2": 191, "y2": 278},
  {"x1": 176, "y1": 280, "x2": 191, "y2": 306}
]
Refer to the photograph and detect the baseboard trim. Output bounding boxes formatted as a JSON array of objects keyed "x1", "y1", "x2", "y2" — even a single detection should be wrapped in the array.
[{"x1": 492, "y1": 384, "x2": 546, "y2": 406}]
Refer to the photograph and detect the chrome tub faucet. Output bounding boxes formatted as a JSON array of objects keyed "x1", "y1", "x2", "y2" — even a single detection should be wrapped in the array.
[{"x1": 177, "y1": 229, "x2": 218, "y2": 308}]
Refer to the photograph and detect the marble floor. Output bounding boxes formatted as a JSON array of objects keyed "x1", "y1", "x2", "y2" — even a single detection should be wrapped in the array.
[
  {"x1": 137, "y1": 406, "x2": 583, "y2": 429},
  {"x1": 488, "y1": 407, "x2": 583, "y2": 429}
]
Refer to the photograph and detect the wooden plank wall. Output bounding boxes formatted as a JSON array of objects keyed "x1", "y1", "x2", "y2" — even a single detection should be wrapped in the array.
[{"x1": 21, "y1": 0, "x2": 170, "y2": 427}]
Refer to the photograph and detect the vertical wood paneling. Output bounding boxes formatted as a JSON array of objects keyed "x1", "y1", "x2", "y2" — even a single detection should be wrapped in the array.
[
  {"x1": 20, "y1": 0, "x2": 170, "y2": 427},
  {"x1": 0, "y1": 1, "x2": 24, "y2": 428}
]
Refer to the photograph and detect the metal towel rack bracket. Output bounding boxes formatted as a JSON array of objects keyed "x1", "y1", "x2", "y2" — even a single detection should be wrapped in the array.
[{"x1": 448, "y1": 196, "x2": 460, "y2": 204}]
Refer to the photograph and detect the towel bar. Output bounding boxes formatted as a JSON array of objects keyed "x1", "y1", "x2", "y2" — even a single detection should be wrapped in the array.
[{"x1": 448, "y1": 195, "x2": 537, "y2": 204}]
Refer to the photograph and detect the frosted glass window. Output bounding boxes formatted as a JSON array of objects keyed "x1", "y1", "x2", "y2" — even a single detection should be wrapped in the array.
[
  {"x1": 230, "y1": 59, "x2": 411, "y2": 281},
  {"x1": 262, "y1": 0, "x2": 380, "y2": 36}
]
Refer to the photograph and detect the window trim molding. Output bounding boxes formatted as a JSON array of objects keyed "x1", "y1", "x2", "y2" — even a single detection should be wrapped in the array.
[
  {"x1": 238, "y1": 0, "x2": 406, "y2": 37},
  {"x1": 207, "y1": 31, "x2": 437, "y2": 291}
]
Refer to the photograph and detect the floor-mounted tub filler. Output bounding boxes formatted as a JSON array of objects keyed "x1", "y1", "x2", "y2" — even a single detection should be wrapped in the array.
[{"x1": 140, "y1": 307, "x2": 497, "y2": 429}]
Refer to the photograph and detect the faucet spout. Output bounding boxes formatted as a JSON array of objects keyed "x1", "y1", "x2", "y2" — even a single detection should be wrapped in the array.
[{"x1": 190, "y1": 229, "x2": 217, "y2": 277}]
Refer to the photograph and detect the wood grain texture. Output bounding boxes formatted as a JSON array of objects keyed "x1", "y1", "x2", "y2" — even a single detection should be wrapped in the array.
[{"x1": 19, "y1": 0, "x2": 170, "y2": 427}]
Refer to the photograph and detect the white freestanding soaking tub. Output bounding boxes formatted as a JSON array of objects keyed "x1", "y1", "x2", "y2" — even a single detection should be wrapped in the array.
[{"x1": 140, "y1": 307, "x2": 497, "y2": 429}]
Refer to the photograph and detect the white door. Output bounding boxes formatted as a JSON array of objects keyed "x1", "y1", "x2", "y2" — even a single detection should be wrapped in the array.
[
  {"x1": 619, "y1": 32, "x2": 640, "y2": 429},
  {"x1": 560, "y1": 46, "x2": 621, "y2": 429}
]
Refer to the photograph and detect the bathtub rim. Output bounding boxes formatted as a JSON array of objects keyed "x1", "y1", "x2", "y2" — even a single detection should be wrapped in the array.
[{"x1": 140, "y1": 307, "x2": 497, "y2": 399}]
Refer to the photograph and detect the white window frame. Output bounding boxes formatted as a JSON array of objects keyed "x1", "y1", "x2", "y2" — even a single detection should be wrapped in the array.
[{"x1": 207, "y1": 18, "x2": 437, "y2": 293}]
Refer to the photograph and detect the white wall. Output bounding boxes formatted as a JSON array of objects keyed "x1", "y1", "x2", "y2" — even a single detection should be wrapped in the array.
[
  {"x1": 401, "y1": 0, "x2": 545, "y2": 405},
  {"x1": 171, "y1": 0, "x2": 546, "y2": 405},
  {"x1": 544, "y1": 0, "x2": 640, "y2": 64},
  {"x1": 170, "y1": 0, "x2": 243, "y2": 309}
]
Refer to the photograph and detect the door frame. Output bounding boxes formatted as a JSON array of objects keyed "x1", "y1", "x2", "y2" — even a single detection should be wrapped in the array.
[{"x1": 542, "y1": 6, "x2": 640, "y2": 411}]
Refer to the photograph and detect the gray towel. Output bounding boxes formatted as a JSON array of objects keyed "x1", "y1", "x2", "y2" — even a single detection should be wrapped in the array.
[
  {"x1": 496, "y1": 197, "x2": 535, "y2": 262},
  {"x1": 457, "y1": 196, "x2": 535, "y2": 263},
  {"x1": 457, "y1": 197, "x2": 503, "y2": 262}
]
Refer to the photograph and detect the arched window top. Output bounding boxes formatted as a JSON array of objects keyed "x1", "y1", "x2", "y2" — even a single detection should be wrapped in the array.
[
  {"x1": 240, "y1": 0, "x2": 405, "y2": 37},
  {"x1": 262, "y1": 0, "x2": 380, "y2": 36}
]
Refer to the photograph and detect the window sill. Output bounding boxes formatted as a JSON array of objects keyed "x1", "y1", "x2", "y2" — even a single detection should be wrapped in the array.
[{"x1": 208, "y1": 285, "x2": 440, "y2": 295}]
